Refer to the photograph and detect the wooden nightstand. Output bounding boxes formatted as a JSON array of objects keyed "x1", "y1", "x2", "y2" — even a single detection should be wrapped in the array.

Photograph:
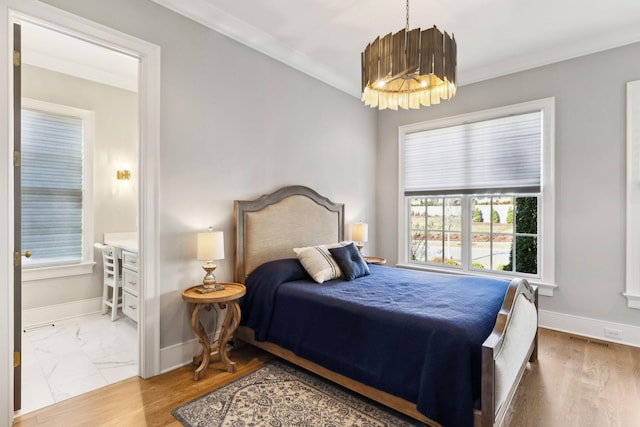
[
  {"x1": 364, "y1": 256, "x2": 386, "y2": 265},
  {"x1": 182, "y1": 282, "x2": 246, "y2": 380}
]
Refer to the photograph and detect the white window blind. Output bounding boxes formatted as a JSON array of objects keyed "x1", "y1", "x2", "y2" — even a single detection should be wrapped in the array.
[
  {"x1": 22, "y1": 108, "x2": 84, "y2": 267},
  {"x1": 403, "y1": 112, "x2": 542, "y2": 194}
]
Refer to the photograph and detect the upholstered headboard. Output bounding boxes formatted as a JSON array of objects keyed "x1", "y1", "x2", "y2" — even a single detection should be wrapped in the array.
[{"x1": 234, "y1": 186, "x2": 344, "y2": 283}]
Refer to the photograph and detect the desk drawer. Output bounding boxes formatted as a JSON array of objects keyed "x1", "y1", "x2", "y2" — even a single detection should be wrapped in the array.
[
  {"x1": 122, "y1": 290, "x2": 138, "y2": 322},
  {"x1": 122, "y1": 268, "x2": 139, "y2": 295},
  {"x1": 122, "y1": 251, "x2": 139, "y2": 271}
]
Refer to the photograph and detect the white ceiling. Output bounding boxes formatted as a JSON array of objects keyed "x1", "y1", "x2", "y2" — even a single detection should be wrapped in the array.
[{"x1": 150, "y1": 0, "x2": 640, "y2": 98}]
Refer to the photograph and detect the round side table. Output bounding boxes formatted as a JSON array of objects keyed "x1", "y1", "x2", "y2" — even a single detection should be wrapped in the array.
[
  {"x1": 182, "y1": 282, "x2": 246, "y2": 381},
  {"x1": 364, "y1": 256, "x2": 387, "y2": 265}
]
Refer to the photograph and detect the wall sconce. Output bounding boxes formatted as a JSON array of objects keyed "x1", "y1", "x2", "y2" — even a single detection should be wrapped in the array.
[
  {"x1": 197, "y1": 227, "x2": 225, "y2": 292},
  {"x1": 351, "y1": 222, "x2": 369, "y2": 254},
  {"x1": 117, "y1": 169, "x2": 131, "y2": 180}
]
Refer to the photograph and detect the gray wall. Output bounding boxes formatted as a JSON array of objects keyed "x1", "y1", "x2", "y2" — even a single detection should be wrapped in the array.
[
  {"x1": 39, "y1": 0, "x2": 377, "y2": 348},
  {"x1": 376, "y1": 42, "x2": 640, "y2": 327},
  {"x1": 21, "y1": 64, "x2": 138, "y2": 310}
]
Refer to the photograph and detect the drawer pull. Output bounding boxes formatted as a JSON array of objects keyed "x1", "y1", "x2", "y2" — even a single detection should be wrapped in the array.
[
  {"x1": 128, "y1": 281, "x2": 137, "y2": 286},
  {"x1": 128, "y1": 304, "x2": 137, "y2": 310}
]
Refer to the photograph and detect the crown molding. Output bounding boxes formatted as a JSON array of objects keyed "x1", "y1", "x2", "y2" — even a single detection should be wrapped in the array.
[
  {"x1": 151, "y1": 0, "x2": 356, "y2": 97},
  {"x1": 460, "y1": 22, "x2": 640, "y2": 86}
]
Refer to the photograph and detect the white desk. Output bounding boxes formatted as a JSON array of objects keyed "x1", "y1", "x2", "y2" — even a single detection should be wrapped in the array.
[
  {"x1": 103, "y1": 232, "x2": 139, "y2": 322},
  {"x1": 104, "y1": 232, "x2": 138, "y2": 255}
]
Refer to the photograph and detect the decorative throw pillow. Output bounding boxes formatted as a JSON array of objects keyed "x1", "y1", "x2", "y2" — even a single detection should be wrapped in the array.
[
  {"x1": 293, "y1": 242, "x2": 348, "y2": 283},
  {"x1": 328, "y1": 242, "x2": 370, "y2": 281}
]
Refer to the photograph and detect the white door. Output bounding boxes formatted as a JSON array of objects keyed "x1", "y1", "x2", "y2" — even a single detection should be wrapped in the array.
[{"x1": 12, "y1": 21, "x2": 23, "y2": 412}]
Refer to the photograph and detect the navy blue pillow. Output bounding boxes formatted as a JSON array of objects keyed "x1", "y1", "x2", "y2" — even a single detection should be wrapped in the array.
[{"x1": 329, "y1": 243, "x2": 370, "y2": 281}]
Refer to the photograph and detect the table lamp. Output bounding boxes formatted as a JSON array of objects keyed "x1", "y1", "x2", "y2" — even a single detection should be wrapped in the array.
[
  {"x1": 197, "y1": 227, "x2": 225, "y2": 291},
  {"x1": 351, "y1": 222, "x2": 368, "y2": 254}
]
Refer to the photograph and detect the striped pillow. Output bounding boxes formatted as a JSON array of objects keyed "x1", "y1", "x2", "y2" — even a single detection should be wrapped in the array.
[{"x1": 293, "y1": 242, "x2": 349, "y2": 283}]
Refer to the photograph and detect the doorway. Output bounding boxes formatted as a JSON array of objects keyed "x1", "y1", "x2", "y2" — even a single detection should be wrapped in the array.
[
  {"x1": 18, "y1": 20, "x2": 140, "y2": 414},
  {"x1": 3, "y1": 3, "x2": 161, "y2": 422}
]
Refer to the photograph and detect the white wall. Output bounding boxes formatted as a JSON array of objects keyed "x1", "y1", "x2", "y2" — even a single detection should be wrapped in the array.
[
  {"x1": 35, "y1": 0, "x2": 378, "y2": 350},
  {"x1": 376, "y1": 42, "x2": 640, "y2": 330},
  {"x1": 20, "y1": 64, "x2": 138, "y2": 311}
]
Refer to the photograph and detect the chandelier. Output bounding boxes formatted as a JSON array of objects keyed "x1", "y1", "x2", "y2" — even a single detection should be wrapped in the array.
[{"x1": 361, "y1": 0, "x2": 457, "y2": 110}]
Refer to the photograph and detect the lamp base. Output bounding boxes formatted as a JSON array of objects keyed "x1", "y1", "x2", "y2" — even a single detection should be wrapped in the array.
[
  {"x1": 195, "y1": 285, "x2": 225, "y2": 294},
  {"x1": 202, "y1": 263, "x2": 225, "y2": 291}
]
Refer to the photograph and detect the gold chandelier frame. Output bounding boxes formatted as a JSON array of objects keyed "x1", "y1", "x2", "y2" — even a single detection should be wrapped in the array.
[{"x1": 361, "y1": 0, "x2": 457, "y2": 110}]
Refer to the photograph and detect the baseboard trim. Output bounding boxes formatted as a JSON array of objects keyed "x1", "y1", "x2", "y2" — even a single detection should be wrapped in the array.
[
  {"x1": 22, "y1": 297, "x2": 103, "y2": 329},
  {"x1": 539, "y1": 309, "x2": 640, "y2": 347},
  {"x1": 160, "y1": 338, "x2": 200, "y2": 373}
]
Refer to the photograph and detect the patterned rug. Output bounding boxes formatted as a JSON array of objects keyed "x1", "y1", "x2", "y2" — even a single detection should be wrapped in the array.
[{"x1": 172, "y1": 360, "x2": 423, "y2": 426}]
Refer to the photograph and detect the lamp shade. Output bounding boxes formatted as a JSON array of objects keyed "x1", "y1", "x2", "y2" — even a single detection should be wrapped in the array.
[
  {"x1": 352, "y1": 223, "x2": 369, "y2": 243},
  {"x1": 197, "y1": 229, "x2": 224, "y2": 261}
]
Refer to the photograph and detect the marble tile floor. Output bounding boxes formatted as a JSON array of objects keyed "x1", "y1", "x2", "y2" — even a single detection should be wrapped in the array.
[{"x1": 19, "y1": 311, "x2": 138, "y2": 415}]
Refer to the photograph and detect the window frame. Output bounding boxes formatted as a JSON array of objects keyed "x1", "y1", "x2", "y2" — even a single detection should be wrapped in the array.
[
  {"x1": 21, "y1": 98, "x2": 95, "y2": 281},
  {"x1": 626, "y1": 80, "x2": 640, "y2": 309},
  {"x1": 397, "y1": 98, "x2": 556, "y2": 295}
]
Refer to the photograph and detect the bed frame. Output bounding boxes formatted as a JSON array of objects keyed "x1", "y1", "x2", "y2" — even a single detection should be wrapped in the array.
[{"x1": 234, "y1": 185, "x2": 538, "y2": 427}]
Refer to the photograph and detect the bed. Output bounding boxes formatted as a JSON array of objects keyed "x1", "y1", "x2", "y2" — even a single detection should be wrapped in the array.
[{"x1": 233, "y1": 185, "x2": 538, "y2": 427}]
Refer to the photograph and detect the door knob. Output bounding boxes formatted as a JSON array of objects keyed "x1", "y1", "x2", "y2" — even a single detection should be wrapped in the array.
[{"x1": 14, "y1": 250, "x2": 31, "y2": 266}]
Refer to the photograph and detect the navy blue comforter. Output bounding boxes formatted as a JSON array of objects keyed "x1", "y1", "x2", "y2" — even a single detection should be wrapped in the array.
[{"x1": 240, "y1": 259, "x2": 509, "y2": 427}]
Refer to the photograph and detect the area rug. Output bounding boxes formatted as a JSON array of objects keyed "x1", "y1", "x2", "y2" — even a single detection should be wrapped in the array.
[{"x1": 172, "y1": 360, "x2": 424, "y2": 426}]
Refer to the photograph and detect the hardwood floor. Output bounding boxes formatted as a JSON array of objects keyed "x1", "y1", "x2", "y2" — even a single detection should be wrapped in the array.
[
  {"x1": 508, "y1": 329, "x2": 640, "y2": 427},
  {"x1": 14, "y1": 346, "x2": 274, "y2": 427},
  {"x1": 13, "y1": 328, "x2": 640, "y2": 427}
]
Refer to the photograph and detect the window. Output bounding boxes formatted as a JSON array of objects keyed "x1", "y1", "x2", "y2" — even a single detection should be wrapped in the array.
[
  {"x1": 409, "y1": 195, "x2": 538, "y2": 274},
  {"x1": 399, "y1": 98, "x2": 556, "y2": 291},
  {"x1": 21, "y1": 99, "x2": 94, "y2": 275}
]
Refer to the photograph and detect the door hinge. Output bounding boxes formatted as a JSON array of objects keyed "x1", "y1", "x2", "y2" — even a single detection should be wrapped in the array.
[
  {"x1": 13, "y1": 50, "x2": 20, "y2": 67},
  {"x1": 13, "y1": 150, "x2": 20, "y2": 167},
  {"x1": 14, "y1": 351, "x2": 20, "y2": 368},
  {"x1": 13, "y1": 251, "x2": 20, "y2": 267}
]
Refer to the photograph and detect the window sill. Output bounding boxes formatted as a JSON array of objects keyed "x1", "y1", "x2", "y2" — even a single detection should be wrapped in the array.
[
  {"x1": 22, "y1": 261, "x2": 96, "y2": 282},
  {"x1": 395, "y1": 263, "x2": 558, "y2": 296},
  {"x1": 623, "y1": 293, "x2": 640, "y2": 309}
]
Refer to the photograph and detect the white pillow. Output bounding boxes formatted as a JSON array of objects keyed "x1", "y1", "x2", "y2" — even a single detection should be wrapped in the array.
[{"x1": 293, "y1": 242, "x2": 349, "y2": 283}]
